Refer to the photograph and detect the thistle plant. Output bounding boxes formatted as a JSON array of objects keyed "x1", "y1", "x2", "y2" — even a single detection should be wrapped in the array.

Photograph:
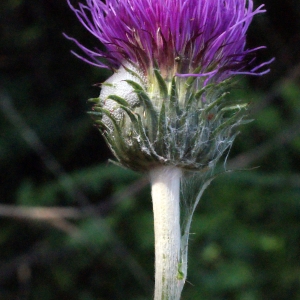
[{"x1": 66, "y1": 0, "x2": 273, "y2": 299}]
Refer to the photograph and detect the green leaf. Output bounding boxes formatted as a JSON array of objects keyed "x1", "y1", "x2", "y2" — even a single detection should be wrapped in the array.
[
  {"x1": 135, "y1": 113, "x2": 153, "y2": 150},
  {"x1": 204, "y1": 92, "x2": 229, "y2": 113},
  {"x1": 87, "y1": 97, "x2": 100, "y2": 104},
  {"x1": 87, "y1": 110, "x2": 102, "y2": 117},
  {"x1": 122, "y1": 64, "x2": 145, "y2": 83},
  {"x1": 169, "y1": 77, "x2": 181, "y2": 118},
  {"x1": 194, "y1": 83, "x2": 214, "y2": 100},
  {"x1": 154, "y1": 68, "x2": 168, "y2": 98},
  {"x1": 107, "y1": 95, "x2": 130, "y2": 107},
  {"x1": 120, "y1": 105, "x2": 138, "y2": 124},
  {"x1": 157, "y1": 101, "x2": 167, "y2": 154},
  {"x1": 125, "y1": 79, "x2": 158, "y2": 141},
  {"x1": 184, "y1": 66, "x2": 202, "y2": 89},
  {"x1": 185, "y1": 92, "x2": 195, "y2": 110},
  {"x1": 98, "y1": 107, "x2": 130, "y2": 159},
  {"x1": 124, "y1": 79, "x2": 144, "y2": 92},
  {"x1": 211, "y1": 112, "x2": 241, "y2": 138},
  {"x1": 220, "y1": 103, "x2": 248, "y2": 112}
]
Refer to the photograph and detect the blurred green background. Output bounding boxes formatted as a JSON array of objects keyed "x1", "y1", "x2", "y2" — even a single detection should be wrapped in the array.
[{"x1": 1, "y1": 0, "x2": 300, "y2": 299}]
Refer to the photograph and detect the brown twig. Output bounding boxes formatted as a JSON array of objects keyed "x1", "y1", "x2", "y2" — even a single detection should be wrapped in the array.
[{"x1": 0, "y1": 175, "x2": 148, "y2": 221}]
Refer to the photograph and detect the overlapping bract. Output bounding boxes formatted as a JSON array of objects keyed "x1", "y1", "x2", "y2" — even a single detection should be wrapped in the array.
[{"x1": 88, "y1": 66, "x2": 249, "y2": 171}]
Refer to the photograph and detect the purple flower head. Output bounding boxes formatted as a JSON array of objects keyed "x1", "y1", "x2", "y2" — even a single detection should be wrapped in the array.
[
  {"x1": 66, "y1": 0, "x2": 273, "y2": 172},
  {"x1": 67, "y1": 0, "x2": 273, "y2": 83}
]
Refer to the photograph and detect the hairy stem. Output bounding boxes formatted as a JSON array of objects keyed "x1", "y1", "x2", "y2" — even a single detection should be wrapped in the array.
[{"x1": 150, "y1": 166, "x2": 184, "y2": 300}]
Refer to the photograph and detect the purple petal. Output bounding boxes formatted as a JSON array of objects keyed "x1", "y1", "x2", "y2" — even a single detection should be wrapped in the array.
[{"x1": 66, "y1": 0, "x2": 273, "y2": 81}]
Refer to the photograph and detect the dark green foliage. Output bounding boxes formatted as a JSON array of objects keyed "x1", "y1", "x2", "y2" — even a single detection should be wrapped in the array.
[{"x1": 1, "y1": 0, "x2": 300, "y2": 299}]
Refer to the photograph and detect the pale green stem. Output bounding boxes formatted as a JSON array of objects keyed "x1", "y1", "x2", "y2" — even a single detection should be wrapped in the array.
[{"x1": 150, "y1": 166, "x2": 184, "y2": 300}]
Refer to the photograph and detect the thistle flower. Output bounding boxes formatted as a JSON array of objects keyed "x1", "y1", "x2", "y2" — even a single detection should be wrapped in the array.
[
  {"x1": 66, "y1": 1, "x2": 272, "y2": 299},
  {"x1": 67, "y1": 0, "x2": 272, "y2": 172}
]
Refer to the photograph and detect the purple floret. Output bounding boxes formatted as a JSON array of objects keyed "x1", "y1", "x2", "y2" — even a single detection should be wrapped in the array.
[{"x1": 66, "y1": 0, "x2": 273, "y2": 82}]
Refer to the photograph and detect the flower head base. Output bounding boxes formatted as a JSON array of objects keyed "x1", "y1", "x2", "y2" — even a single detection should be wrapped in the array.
[
  {"x1": 67, "y1": 0, "x2": 273, "y2": 172},
  {"x1": 89, "y1": 62, "x2": 248, "y2": 171}
]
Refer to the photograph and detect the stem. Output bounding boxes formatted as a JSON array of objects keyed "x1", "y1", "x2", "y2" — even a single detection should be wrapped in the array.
[{"x1": 150, "y1": 166, "x2": 184, "y2": 300}]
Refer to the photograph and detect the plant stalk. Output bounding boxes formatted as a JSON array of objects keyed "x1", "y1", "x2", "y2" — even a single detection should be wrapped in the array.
[{"x1": 150, "y1": 166, "x2": 184, "y2": 300}]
